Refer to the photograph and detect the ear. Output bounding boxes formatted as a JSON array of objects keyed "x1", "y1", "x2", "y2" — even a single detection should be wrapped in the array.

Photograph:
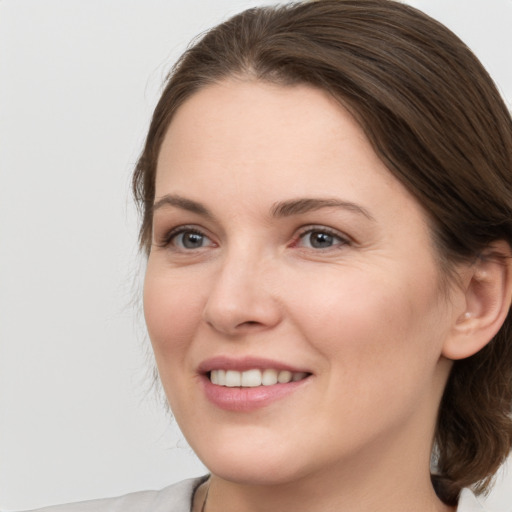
[{"x1": 443, "y1": 240, "x2": 512, "y2": 360}]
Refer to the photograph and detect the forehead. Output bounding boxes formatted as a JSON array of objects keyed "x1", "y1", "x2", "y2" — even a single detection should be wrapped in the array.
[{"x1": 156, "y1": 80, "x2": 397, "y2": 195}]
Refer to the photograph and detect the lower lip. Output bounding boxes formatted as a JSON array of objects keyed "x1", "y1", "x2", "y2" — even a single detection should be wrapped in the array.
[{"x1": 201, "y1": 375, "x2": 310, "y2": 412}]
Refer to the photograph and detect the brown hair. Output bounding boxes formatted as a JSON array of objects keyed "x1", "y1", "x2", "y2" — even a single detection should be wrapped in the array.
[{"x1": 133, "y1": 0, "x2": 512, "y2": 505}]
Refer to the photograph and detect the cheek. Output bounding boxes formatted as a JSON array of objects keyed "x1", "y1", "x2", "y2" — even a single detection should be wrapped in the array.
[
  {"x1": 143, "y1": 267, "x2": 205, "y2": 359},
  {"x1": 289, "y1": 264, "x2": 446, "y2": 378},
  {"x1": 303, "y1": 275, "x2": 447, "y2": 433}
]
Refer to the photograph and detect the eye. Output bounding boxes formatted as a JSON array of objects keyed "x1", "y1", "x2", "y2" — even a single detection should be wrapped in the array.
[
  {"x1": 296, "y1": 227, "x2": 348, "y2": 250},
  {"x1": 168, "y1": 228, "x2": 215, "y2": 250}
]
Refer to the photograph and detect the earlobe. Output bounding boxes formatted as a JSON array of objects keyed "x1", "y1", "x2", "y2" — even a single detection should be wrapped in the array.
[{"x1": 443, "y1": 241, "x2": 512, "y2": 360}]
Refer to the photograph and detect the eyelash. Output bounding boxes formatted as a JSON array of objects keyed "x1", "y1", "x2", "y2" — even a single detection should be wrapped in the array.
[
  {"x1": 293, "y1": 226, "x2": 350, "y2": 250},
  {"x1": 157, "y1": 225, "x2": 214, "y2": 249},
  {"x1": 156, "y1": 225, "x2": 350, "y2": 251}
]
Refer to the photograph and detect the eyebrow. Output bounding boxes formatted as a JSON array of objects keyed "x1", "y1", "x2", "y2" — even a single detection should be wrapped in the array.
[
  {"x1": 152, "y1": 194, "x2": 213, "y2": 218},
  {"x1": 152, "y1": 194, "x2": 374, "y2": 221},
  {"x1": 271, "y1": 198, "x2": 375, "y2": 221}
]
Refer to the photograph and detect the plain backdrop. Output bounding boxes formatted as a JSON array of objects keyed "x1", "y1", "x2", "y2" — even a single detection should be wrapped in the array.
[{"x1": 1, "y1": 1, "x2": 511, "y2": 510}]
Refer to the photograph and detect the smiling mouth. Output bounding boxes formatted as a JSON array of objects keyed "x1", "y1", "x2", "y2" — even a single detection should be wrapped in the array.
[{"x1": 209, "y1": 369, "x2": 310, "y2": 387}]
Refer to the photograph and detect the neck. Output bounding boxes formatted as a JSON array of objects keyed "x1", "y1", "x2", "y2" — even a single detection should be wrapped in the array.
[{"x1": 202, "y1": 466, "x2": 454, "y2": 512}]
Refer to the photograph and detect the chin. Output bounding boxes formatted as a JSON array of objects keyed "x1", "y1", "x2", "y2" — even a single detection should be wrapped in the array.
[
  {"x1": 205, "y1": 457, "x2": 309, "y2": 487},
  {"x1": 187, "y1": 428, "x2": 311, "y2": 485}
]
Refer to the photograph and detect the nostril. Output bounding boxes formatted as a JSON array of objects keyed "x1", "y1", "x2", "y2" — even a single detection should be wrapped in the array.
[{"x1": 239, "y1": 320, "x2": 261, "y2": 328}]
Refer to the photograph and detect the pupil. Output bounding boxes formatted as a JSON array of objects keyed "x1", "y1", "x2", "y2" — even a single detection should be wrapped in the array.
[
  {"x1": 311, "y1": 231, "x2": 333, "y2": 248},
  {"x1": 183, "y1": 232, "x2": 203, "y2": 248}
]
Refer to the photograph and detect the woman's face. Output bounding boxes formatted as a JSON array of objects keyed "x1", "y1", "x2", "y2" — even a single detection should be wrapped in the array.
[{"x1": 144, "y1": 80, "x2": 459, "y2": 486}]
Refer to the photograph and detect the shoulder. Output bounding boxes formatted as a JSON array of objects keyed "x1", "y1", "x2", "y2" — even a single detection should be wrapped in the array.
[
  {"x1": 20, "y1": 476, "x2": 208, "y2": 512},
  {"x1": 457, "y1": 488, "x2": 487, "y2": 512}
]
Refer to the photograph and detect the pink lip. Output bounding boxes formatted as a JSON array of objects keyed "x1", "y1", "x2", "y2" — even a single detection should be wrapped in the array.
[
  {"x1": 198, "y1": 356, "x2": 312, "y2": 412},
  {"x1": 201, "y1": 376, "x2": 310, "y2": 412}
]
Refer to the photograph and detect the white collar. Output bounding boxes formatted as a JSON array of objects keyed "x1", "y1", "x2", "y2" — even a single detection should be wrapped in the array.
[{"x1": 457, "y1": 489, "x2": 486, "y2": 511}]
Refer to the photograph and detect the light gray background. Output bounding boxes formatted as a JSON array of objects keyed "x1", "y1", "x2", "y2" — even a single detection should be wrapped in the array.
[{"x1": 1, "y1": 1, "x2": 511, "y2": 510}]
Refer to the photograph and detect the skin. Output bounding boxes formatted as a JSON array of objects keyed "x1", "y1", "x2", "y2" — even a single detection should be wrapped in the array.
[{"x1": 144, "y1": 80, "x2": 464, "y2": 512}]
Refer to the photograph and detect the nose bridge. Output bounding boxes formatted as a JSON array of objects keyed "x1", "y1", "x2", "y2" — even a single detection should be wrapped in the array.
[{"x1": 202, "y1": 241, "x2": 281, "y2": 334}]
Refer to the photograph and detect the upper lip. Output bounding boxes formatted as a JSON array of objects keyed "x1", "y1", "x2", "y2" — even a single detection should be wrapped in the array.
[{"x1": 197, "y1": 356, "x2": 311, "y2": 374}]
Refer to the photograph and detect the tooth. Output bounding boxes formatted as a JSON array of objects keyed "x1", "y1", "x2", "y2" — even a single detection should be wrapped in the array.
[
  {"x1": 241, "y1": 369, "x2": 262, "y2": 387},
  {"x1": 210, "y1": 368, "x2": 307, "y2": 387},
  {"x1": 262, "y1": 368, "x2": 278, "y2": 386},
  {"x1": 216, "y1": 369, "x2": 226, "y2": 386},
  {"x1": 277, "y1": 370, "x2": 292, "y2": 383},
  {"x1": 225, "y1": 370, "x2": 241, "y2": 387}
]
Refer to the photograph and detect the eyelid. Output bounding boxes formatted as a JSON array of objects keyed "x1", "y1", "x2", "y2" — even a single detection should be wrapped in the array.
[
  {"x1": 153, "y1": 223, "x2": 352, "y2": 251},
  {"x1": 292, "y1": 225, "x2": 352, "y2": 248},
  {"x1": 155, "y1": 224, "x2": 214, "y2": 248}
]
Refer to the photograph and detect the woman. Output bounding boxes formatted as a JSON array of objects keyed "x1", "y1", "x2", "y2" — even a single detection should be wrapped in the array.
[{"x1": 27, "y1": 0, "x2": 512, "y2": 511}]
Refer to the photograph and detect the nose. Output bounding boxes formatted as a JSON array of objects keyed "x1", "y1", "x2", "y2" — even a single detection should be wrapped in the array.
[{"x1": 202, "y1": 251, "x2": 283, "y2": 336}]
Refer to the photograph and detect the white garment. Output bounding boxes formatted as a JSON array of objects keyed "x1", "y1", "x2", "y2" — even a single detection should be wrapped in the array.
[
  {"x1": 21, "y1": 477, "x2": 486, "y2": 512},
  {"x1": 20, "y1": 478, "x2": 205, "y2": 512},
  {"x1": 458, "y1": 488, "x2": 487, "y2": 512}
]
